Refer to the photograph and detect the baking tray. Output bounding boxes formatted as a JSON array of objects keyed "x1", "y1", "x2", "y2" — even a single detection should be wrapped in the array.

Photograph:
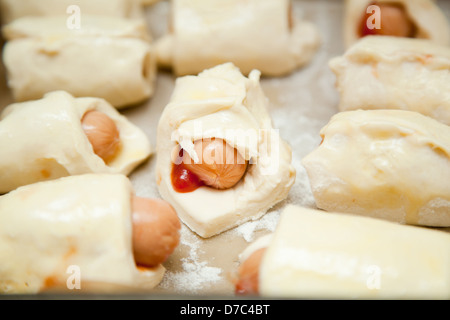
[{"x1": 0, "y1": 0, "x2": 449, "y2": 299}]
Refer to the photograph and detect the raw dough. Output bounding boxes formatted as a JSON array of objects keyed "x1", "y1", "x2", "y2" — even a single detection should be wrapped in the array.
[
  {"x1": 0, "y1": 91, "x2": 151, "y2": 194},
  {"x1": 155, "y1": 0, "x2": 320, "y2": 76},
  {"x1": 329, "y1": 36, "x2": 450, "y2": 125},
  {"x1": 2, "y1": 15, "x2": 156, "y2": 108},
  {"x1": 0, "y1": 0, "x2": 144, "y2": 25},
  {"x1": 302, "y1": 109, "x2": 450, "y2": 227},
  {"x1": 255, "y1": 205, "x2": 450, "y2": 299},
  {"x1": 0, "y1": 173, "x2": 165, "y2": 294}
]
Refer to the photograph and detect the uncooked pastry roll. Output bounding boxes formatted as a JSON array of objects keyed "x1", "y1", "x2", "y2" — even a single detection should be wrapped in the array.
[
  {"x1": 155, "y1": 0, "x2": 320, "y2": 76},
  {"x1": 301, "y1": 109, "x2": 450, "y2": 227},
  {"x1": 344, "y1": 0, "x2": 450, "y2": 48},
  {"x1": 141, "y1": 0, "x2": 161, "y2": 6},
  {"x1": 156, "y1": 63, "x2": 296, "y2": 238},
  {"x1": 238, "y1": 205, "x2": 450, "y2": 299},
  {"x1": 329, "y1": 36, "x2": 450, "y2": 125},
  {"x1": 2, "y1": 14, "x2": 151, "y2": 41},
  {"x1": 0, "y1": 91, "x2": 151, "y2": 194},
  {"x1": 0, "y1": 0, "x2": 143, "y2": 25},
  {"x1": 0, "y1": 174, "x2": 166, "y2": 294},
  {"x1": 2, "y1": 15, "x2": 156, "y2": 108}
]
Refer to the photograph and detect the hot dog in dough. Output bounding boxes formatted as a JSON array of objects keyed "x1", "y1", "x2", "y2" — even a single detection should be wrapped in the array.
[
  {"x1": 156, "y1": 63, "x2": 296, "y2": 238},
  {"x1": 155, "y1": 0, "x2": 320, "y2": 76},
  {"x1": 0, "y1": 91, "x2": 151, "y2": 194},
  {"x1": 302, "y1": 109, "x2": 450, "y2": 227},
  {"x1": 329, "y1": 36, "x2": 450, "y2": 125},
  {"x1": 237, "y1": 205, "x2": 450, "y2": 299},
  {"x1": 0, "y1": 174, "x2": 168, "y2": 294},
  {"x1": 2, "y1": 15, "x2": 156, "y2": 108},
  {"x1": 344, "y1": 0, "x2": 450, "y2": 48}
]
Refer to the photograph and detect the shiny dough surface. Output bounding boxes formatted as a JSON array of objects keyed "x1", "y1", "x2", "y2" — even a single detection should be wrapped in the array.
[
  {"x1": 156, "y1": 63, "x2": 296, "y2": 238},
  {"x1": 0, "y1": 91, "x2": 151, "y2": 194}
]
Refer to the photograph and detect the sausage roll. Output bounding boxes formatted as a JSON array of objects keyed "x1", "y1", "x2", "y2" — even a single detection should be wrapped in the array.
[
  {"x1": 329, "y1": 36, "x2": 450, "y2": 125},
  {"x1": 156, "y1": 63, "x2": 296, "y2": 238},
  {"x1": 0, "y1": 0, "x2": 144, "y2": 25},
  {"x1": 0, "y1": 91, "x2": 152, "y2": 194},
  {"x1": 236, "y1": 205, "x2": 450, "y2": 299},
  {"x1": 0, "y1": 174, "x2": 169, "y2": 294},
  {"x1": 155, "y1": 0, "x2": 320, "y2": 76},
  {"x1": 301, "y1": 109, "x2": 450, "y2": 227},
  {"x1": 2, "y1": 15, "x2": 156, "y2": 108},
  {"x1": 344, "y1": 0, "x2": 450, "y2": 48}
]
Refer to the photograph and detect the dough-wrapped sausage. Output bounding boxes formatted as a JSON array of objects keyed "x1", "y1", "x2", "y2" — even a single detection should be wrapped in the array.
[
  {"x1": 302, "y1": 109, "x2": 450, "y2": 227},
  {"x1": 235, "y1": 205, "x2": 450, "y2": 299},
  {"x1": 344, "y1": 0, "x2": 449, "y2": 48},
  {"x1": 329, "y1": 36, "x2": 450, "y2": 125},
  {"x1": 155, "y1": 0, "x2": 320, "y2": 76},
  {"x1": 0, "y1": 91, "x2": 152, "y2": 194},
  {"x1": 156, "y1": 63, "x2": 296, "y2": 238},
  {"x1": 2, "y1": 15, "x2": 156, "y2": 108},
  {"x1": 0, "y1": 173, "x2": 181, "y2": 294}
]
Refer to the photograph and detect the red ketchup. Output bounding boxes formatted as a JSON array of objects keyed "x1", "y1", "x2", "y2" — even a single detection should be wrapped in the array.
[{"x1": 171, "y1": 150, "x2": 204, "y2": 193}]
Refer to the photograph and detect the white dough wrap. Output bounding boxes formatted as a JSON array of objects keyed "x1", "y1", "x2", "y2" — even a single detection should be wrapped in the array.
[
  {"x1": 257, "y1": 205, "x2": 450, "y2": 299},
  {"x1": 329, "y1": 36, "x2": 450, "y2": 125},
  {"x1": 2, "y1": 15, "x2": 156, "y2": 108},
  {"x1": 0, "y1": 91, "x2": 151, "y2": 194},
  {"x1": 302, "y1": 109, "x2": 450, "y2": 227},
  {"x1": 343, "y1": 0, "x2": 450, "y2": 48}
]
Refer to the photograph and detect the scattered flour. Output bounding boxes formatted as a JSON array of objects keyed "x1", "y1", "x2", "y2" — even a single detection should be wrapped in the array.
[{"x1": 158, "y1": 226, "x2": 223, "y2": 294}]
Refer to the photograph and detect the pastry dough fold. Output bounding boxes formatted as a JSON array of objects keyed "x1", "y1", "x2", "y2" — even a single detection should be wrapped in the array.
[
  {"x1": 0, "y1": 174, "x2": 165, "y2": 294},
  {"x1": 343, "y1": 0, "x2": 450, "y2": 48},
  {"x1": 155, "y1": 0, "x2": 320, "y2": 76},
  {"x1": 329, "y1": 36, "x2": 450, "y2": 125},
  {"x1": 2, "y1": 15, "x2": 156, "y2": 108},
  {"x1": 156, "y1": 63, "x2": 296, "y2": 238},
  {"x1": 0, "y1": 91, "x2": 151, "y2": 194},
  {"x1": 256, "y1": 205, "x2": 450, "y2": 299}
]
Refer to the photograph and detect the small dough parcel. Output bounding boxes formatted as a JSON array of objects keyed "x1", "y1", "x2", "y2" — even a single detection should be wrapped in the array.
[
  {"x1": 343, "y1": 0, "x2": 450, "y2": 48},
  {"x1": 0, "y1": 174, "x2": 165, "y2": 294},
  {"x1": 0, "y1": 91, "x2": 151, "y2": 194},
  {"x1": 2, "y1": 15, "x2": 156, "y2": 108},
  {"x1": 241, "y1": 205, "x2": 450, "y2": 299},
  {"x1": 302, "y1": 109, "x2": 450, "y2": 227},
  {"x1": 156, "y1": 63, "x2": 296, "y2": 238},
  {"x1": 329, "y1": 36, "x2": 450, "y2": 125},
  {"x1": 155, "y1": 0, "x2": 320, "y2": 76}
]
